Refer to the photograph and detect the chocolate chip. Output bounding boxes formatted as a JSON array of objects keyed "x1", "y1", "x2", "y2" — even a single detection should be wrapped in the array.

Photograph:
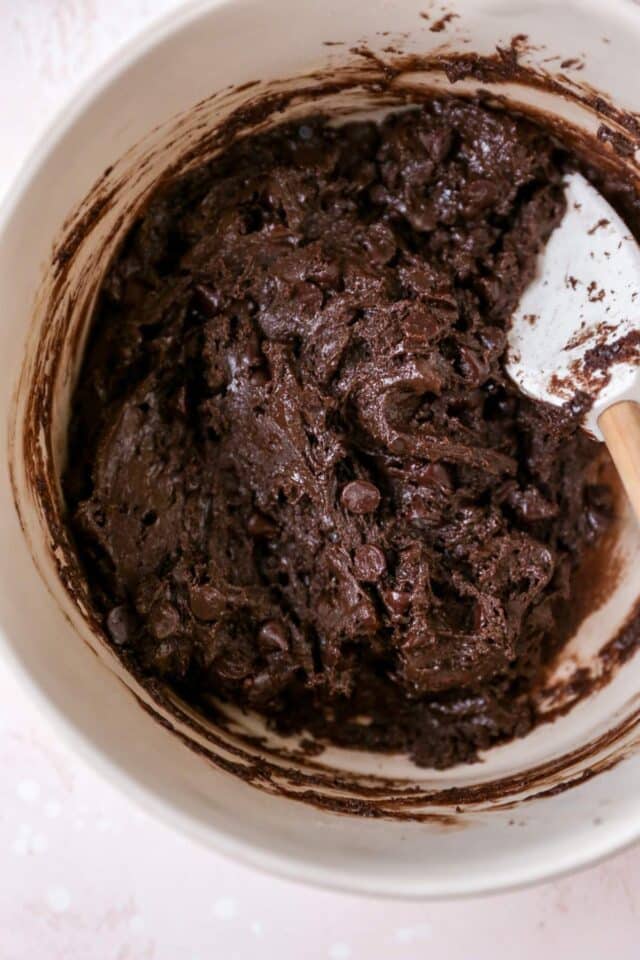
[
  {"x1": 389, "y1": 436, "x2": 409, "y2": 456},
  {"x1": 507, "y1": 486, "x2": 558, "y2": 523},
  {"x1": 415, "y1": 463, "x2": 452, "y2": 491},
  {"x1": 149, "y1": 638, "x2": 180, "y2": 676},
  {"x1": 188, "y1": 583, "x2": 226, "y2": 621},
  {"x1": 250, "y1": 367, "x2": 270, "y2": 387},
  {"x1": 406, "y1": 493, "x2": 438, "y2": 524},
  {"x1": 458, "y1": 344, "x2": 490, "y2": 385},
  {"x1": 340, "y1": 480, "x2": 381, "y2": 514},
  {"x1": 258, "y1": 619, "x2": 289, "y2": 654},
  {"x1": 363, "y1": 223, "x2": 397, "y2": 264},
  {"x1": 478, "y1": 325, "x2": 506, "y2": 355},
  {"x1": 354, "y1": 544, "x2": 387, "y2": 581},
  {"x1": 462, "y1": 178, "x2": 498, "y2": 215},
  {"x1": 193, "y1": 283, "x2": 222, "y2": 316},
  {"x1": 247, "y1": 511, "x2": 277, "y2": 536},
  {"x1": 238, "y1": 334, "x2": 263, "y2": 369},
  {"x1": 106, "y1": 604, "x2": 136, "y2": 645},
  {"x1": 245, "y1": 668, "x2": 279, "y2": 704},
  {"x1": 215, "y1": 648, "x2": 254, "y2": 681},
  {"x1": 413, "y1": 357, "x2": 444, "y2": 394},
  {"x1": 149, "y1": 599, "x2": 180, "y2": 640},
  {"x1": 383, "y1": 589, "x2": 412, "y2": 616}
]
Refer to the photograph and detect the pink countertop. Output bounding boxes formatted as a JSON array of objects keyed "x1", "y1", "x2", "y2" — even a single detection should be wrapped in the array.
[{"x1": 1, "y1": 2, "x2": 639, "y2": 956}]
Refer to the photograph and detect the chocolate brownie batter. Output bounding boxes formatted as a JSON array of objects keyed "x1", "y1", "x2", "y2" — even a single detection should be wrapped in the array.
[{"x1": 64, "y1": 99, "x2": 615, "y2": 768}]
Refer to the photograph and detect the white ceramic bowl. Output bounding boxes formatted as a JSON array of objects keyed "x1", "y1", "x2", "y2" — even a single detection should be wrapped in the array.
[{"x1": 2, "y1": 0, "x2": 640, "y2": 898}]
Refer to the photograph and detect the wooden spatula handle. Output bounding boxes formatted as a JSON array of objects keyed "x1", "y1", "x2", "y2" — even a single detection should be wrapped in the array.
[{"x1": 598, "y1": 401, "x2": 640, "y2": 521}]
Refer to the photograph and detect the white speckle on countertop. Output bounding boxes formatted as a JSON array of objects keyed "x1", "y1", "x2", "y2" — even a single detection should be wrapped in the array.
[
  {"x1": 31, "y1": 832, "x2": 48, "y2": 854},
  {"x1": 46, "y1": 885, "x2": 71, "y2": 914},
  {"x1": 394, "y1": 922, "x2": 433, "y2": 943},
  {"x1": 12, "y1": 824, "x2": 32, "y2": 856},
  {"x1": 129, "y1": 913, "x2": 145, "y2": 933},
  {"x1": 12, "y1": 824, "x2": 48, "y2": 856},
  {"x1": 213, "y1": 896, "x2": 237, "y2": 920},
  {"x1": 329, "y1": 943, "x2": 352, "y2": 960},
  {"x1": 44, "y1": 799, "x2": 62, "y2": 819},
  {"x1": 16, "y1": 779, "x2": 40, "y2": 804}
]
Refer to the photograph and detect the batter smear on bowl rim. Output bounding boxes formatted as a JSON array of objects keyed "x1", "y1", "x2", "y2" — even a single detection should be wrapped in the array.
[{"x1": 64, "y1": 98, "x2": 618, "y2": 769}]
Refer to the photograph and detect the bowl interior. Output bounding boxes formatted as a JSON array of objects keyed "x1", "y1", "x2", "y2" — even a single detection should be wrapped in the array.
[{"x1": 3, "y1": 0, "x2": 640, "y2": 896}]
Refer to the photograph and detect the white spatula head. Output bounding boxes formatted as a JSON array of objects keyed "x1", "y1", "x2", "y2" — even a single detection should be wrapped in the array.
[{"x1": 507, "y1": 171, "x2": 640, "y2": 440}]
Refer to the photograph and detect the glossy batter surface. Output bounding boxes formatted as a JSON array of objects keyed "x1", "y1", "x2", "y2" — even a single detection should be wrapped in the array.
[{"x1": 64, "y1": 100, "x2": 613, "y2": 767}]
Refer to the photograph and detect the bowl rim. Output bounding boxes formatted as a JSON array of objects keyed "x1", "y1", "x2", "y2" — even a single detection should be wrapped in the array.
[{"x1": 1, "y1": 0, "x2": 640, "y2": 899}]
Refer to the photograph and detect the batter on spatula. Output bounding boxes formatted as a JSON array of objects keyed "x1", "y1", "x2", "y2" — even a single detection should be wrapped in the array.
[{"x1": 64, "y1": 99, "x2": 620, "y2": 768}]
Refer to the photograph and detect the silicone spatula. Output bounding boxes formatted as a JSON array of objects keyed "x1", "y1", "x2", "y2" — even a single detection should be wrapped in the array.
[{"x1": 507, "y1": 171, "x2": 640, "y2": 520}]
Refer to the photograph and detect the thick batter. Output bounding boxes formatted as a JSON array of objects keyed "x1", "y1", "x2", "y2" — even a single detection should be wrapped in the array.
[{"x1": 64, "y1": 99, "x2": 614, "y2": 768}]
